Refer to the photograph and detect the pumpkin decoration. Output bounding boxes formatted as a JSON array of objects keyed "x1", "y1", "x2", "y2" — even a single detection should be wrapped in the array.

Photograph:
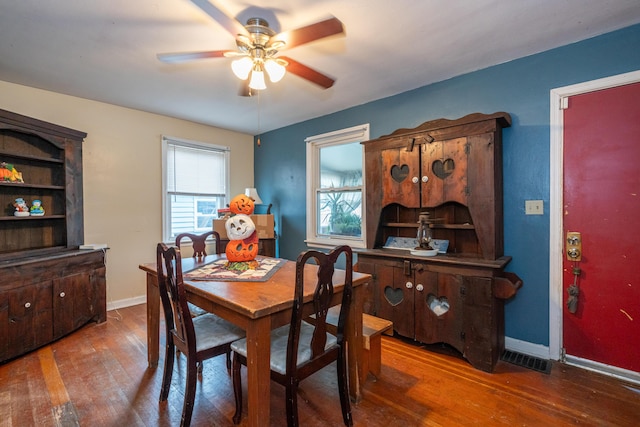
[
  {"x1": 229, "y1": 194, "x2": 255, "y2": 215},
  {"x1": 0, "y1": 162, "x2": 24, "y2": 183},
  {"x1": 225, "y1": 213, "x2": 256, "y2": 240},
  {"x1": 226, "y1": 234, "x2": 259, "y2": 262},
  {"x1": 225, "y1": 193, "x2": 260, "y2": 264}
]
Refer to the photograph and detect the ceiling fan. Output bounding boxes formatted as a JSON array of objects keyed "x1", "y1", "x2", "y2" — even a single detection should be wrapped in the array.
[{"x1": 157, "y1": 0, "x2": 345, "y2": 95}]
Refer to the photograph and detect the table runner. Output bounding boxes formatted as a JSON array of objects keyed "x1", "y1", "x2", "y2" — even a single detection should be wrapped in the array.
[{"x1": 184, "y1": 256, "x2": 286, "y2": 282}]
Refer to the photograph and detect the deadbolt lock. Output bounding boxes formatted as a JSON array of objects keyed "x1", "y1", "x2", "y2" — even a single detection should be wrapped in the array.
[{"x1": 566, "y1": 231, "x2": 582, "y2": 261}]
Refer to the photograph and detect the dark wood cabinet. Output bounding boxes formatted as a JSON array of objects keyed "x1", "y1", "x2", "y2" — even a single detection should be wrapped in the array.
[
  {"x1": 0, "y1": 250, "x2": 106, "y2": 362},
  {"x1": 0, "y1": 109, "x2": 106, "y2": 364},
  {"x1": 357, "y1": 112, "x2": 521, "y2": 372},
  {"x1": 365, "y1": 112, "x2": 510, "y2": 260}
]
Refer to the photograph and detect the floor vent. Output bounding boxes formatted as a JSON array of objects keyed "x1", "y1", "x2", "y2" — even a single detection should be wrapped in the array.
[{"x1": 501, "y1": 350, "x2": 551, "y2": 374}]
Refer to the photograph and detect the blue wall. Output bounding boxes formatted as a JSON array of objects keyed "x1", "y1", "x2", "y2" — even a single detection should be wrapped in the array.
[{"x1": 254, "y1": 24, "x2": 640, "y2": 346}]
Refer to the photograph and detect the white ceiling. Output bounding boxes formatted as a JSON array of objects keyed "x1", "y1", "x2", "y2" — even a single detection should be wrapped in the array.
[{"x1": 1, "y1": 0, "x2": 639, "y2": 135}]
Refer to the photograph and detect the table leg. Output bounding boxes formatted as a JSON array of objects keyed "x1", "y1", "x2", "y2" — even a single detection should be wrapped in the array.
[
  {"x1": 146, "y1": 273, "x2": 160, "y2": 368},
  {"x1": 245, "y1": 316, "x2": 272, "y2": 427},
  {"x1": 347, "y1": 284, "x2": 364, "y2": 402}
]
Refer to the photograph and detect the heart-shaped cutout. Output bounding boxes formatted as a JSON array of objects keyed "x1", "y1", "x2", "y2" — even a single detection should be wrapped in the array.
[
  {"x1": 384, "y1": 286, "x2": 404, "y2": 306},
  {"x1": 426, "y1": 294, "x2": 449, "y2": 316},
  {"x1": 432, "y1": 158, "x2": 455, "y2": 180},
  {"x1": 390, "y1": 164, "x2": 410, "y2": 183}
]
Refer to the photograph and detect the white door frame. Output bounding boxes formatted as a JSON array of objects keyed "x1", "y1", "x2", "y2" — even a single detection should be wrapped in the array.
[{"x1": 549, "y1": 70, "x2": 640, "y2": 363}]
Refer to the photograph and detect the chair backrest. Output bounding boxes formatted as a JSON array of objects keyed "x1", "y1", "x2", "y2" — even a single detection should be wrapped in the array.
[
  {"x1": 288, "y1": 245, "x2": 353, "y2": 371},
  {"x1": 175, "y1": 231, "x2": 221, "y2": 258},
  {"x1": 157, "y1": 243, "x2": 196, "y2": 354}
]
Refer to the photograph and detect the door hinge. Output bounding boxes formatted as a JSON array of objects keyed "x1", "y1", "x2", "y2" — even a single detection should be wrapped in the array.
[
  {"x1": 560, "y1": 347, "x2": 567, "y2": 362},
  {"x1": 465, "y1": 142, "x2": 471, "y2": 154}
]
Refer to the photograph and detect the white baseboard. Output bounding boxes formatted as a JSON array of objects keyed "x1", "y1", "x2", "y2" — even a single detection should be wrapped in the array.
[
  {"x1": 107, "y1": 295, "x2": 146, "y2": 311},
  {"x1": 505, "y1": 336, "x2": 640, "y2": 386},
  {"x1": 505, "y1": 336, "x2": 551, "y2": 360},
  {"x1": 566, "y1": 355, "x2": 640, "y2": 386}
]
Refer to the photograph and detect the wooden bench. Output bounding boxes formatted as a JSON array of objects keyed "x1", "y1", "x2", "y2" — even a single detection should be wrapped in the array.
[{"x1": 324, "y1": 306, "x2": 394, "y2": 380}]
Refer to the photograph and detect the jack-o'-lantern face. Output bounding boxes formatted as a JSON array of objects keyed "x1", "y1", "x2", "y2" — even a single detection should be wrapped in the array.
[
  {"x1": 226, "y1": 239, "x2": 258, "y2": 262},
  {"x1": 225, "y1": 214, "x2": 256, "y2": 240},
  {"x1": 229, "y1": 194, "x2": 255, "y2": 215}
]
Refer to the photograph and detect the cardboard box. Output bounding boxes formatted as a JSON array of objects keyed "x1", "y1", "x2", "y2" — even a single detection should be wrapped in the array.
[{"x1": 214, "y1": 214, "x2": 275, "y2": 239}]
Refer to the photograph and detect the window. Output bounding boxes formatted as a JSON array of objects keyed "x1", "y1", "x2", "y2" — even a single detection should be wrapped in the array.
[
  {"x1": 306, "y1": 124, "x2": 369, "y2": 249},
  {"x1": 162, "y1": 136, "x2": 230, "y2": 242}
]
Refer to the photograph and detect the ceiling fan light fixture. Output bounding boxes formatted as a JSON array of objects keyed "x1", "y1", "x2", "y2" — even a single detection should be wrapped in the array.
[
  {"x1": 231, "y1": 57, "x2": 253, "y2": 80},
  {"x1": 249, "y1": 68, "x2": 267, "y2": 90},
  {"x1": 264, "y1": 58, "x2": 286, "y2": 83}
]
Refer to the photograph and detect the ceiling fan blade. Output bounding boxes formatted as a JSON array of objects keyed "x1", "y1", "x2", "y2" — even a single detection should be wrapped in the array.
[
  {"x1": 190, "y1": 0, "x2": 249, "y2": 38},
  {"x1": 279, "y1": 56, "x2": 335, "y2": 89},
  {"x1": 271, "y1": 17, "x2": 344, "y2": 50},
  {"x1": 157, "y1": 50, "x2": 231, "y2": 63}
]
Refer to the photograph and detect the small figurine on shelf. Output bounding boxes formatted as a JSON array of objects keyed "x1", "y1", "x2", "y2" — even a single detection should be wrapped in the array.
[
  {"x1": 13, "y1": 198, "x2": 30, "y2": 217},
  {"x1": 1, "y1": 162, "x2": 24, "y2": 183},
  {"x1": 30, "y1": 199, "x2": 45, "y2": 216}
]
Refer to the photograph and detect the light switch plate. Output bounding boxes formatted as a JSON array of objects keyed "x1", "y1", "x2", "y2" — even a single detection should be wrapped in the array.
[{"x1": 525, "y1": 200, "x2": 544, "y2": 215}]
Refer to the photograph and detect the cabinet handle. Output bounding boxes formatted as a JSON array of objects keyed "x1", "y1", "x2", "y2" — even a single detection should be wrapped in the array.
[
  {"x1": 59, "y1": 292, "x2": 66, "y2": 298},
  {"x1": 406, "y1": 281, "x2": 413, "y2": 289},
  {"x1": 24, "y1": 302, "x2": 31, "y2": 308},
  {"x1": 412, "y1": 176, "x2": 419, "y2": 184},
  {"x1": 416, "y1": 284, "x2": 424, "y2": 292},
  {"x1": 422, "y1": 176, "x2": 429, "y2": 183}
]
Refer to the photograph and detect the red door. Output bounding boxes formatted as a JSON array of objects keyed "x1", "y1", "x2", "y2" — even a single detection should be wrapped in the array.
[{"x1": 562, "y1": 81, "x2": 640, "y2": 372}]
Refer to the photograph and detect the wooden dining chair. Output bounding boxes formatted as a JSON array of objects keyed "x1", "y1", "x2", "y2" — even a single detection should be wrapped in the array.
[
  {"x1": 156, "y1": 243, "x2": 245, "y2": 427},
  {"x1": 231, "y1": 245, "x2": 354, "y2": 427},
  {"x1": 175, "y1": 230, "x2": 221, "y2": 258},
  {"x1": 176, "y1": 231, "x2": 222, "y2": 318}
]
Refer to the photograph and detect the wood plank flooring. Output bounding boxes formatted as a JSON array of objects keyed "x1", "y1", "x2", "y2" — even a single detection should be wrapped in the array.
[{"x1": 1, "y1": 304, "x2": 639, "y2": 426}]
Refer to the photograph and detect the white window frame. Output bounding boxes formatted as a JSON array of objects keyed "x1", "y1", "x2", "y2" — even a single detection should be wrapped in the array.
[
  {"x1": 162, "y1": 136, "x2": 230, "y2": 243},
  {"x1": 305, "y1": 124, "x2": 369, "y2": 249}
]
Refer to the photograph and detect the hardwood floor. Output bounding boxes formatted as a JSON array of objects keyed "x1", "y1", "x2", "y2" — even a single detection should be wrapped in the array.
[{"x1": 1, "y1": 304, "x2": 638, "y2": 426}]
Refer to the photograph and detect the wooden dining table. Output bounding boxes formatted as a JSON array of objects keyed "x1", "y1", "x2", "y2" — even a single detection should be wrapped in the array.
[{"x1": 139, "y1": 254, "x2": 370, "y2": 427}]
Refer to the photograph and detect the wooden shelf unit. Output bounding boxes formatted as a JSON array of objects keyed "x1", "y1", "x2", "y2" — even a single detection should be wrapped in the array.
[
  {"x1": 357, "y1": 112, "x2": 522, "y2": 372},
  {"x1": 0, "y1": 109, "x2": 106, "y2": 364}
]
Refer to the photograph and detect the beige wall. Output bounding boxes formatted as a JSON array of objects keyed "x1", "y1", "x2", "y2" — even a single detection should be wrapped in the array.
[{"x1": 1, "y1": 80, "x2": 254, "y2": 307}]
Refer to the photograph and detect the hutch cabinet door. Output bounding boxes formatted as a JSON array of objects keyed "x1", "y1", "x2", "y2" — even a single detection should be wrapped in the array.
[
  {"x1": 53, "y1": 269, "x2": 103, "y2": 339},
  {"x1": 421, "y1": 138, "x2": 468, "y2": 208},
  {"x1": 376, "y1": 262, "x2": 414, "y2": 338},
  {"x1": 0, "y1": 281, "x2": 53, "y2": 361},
  {"x1": 381, "y1": 145, "x2": 421, "y2": 208},
  {"x1": 414, "y1": 269, "x2": 465, "y2": 352}
]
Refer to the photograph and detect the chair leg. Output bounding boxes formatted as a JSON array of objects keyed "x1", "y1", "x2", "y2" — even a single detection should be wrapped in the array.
[
  {"x1": 336, "y1": 347, "x2": 353, "y2": 426},
  {"x1": 285, "y1": 381, "x2": 299, "y2": 427},
  {"x1": 226, "y1": 349, "x2": 232, "y2": 376},
  {"x1": 232, "y1": 353, "x2": 243, "y2": 425},
  {"x1": 181, "y1": 354, "x2": 198, "y2": 427},
  {"x1": 160, "y1": 341, "x2": 175, "y2": 402}
]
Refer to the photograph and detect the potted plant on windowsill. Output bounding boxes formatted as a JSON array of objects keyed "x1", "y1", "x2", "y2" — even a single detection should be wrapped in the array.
[{"x1": 322, "y1": 193, "x2": 362, "y2": 237}]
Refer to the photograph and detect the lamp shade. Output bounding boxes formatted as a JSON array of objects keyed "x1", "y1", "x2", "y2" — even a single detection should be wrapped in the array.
[
  {"x1": 264, "y1": 58, "x2": 286, "y2": 83},
  {"x1": 231, "y1": 57, "x2": 253, "y2": 80},
  {"x1": 248, "y1": 69, "x2": 266, "y2": 90},
  {"x1": 244, "y1": 187, "x2": 263, "y2": 204}
]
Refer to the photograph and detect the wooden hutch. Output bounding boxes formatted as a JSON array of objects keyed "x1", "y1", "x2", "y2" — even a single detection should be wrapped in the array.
[
  {"x1": 0, "y1": 109, "x2": 106, "y2": 364},
  {"x1": 356, "y1": 112, "x2": 522, "y2": 372}
]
